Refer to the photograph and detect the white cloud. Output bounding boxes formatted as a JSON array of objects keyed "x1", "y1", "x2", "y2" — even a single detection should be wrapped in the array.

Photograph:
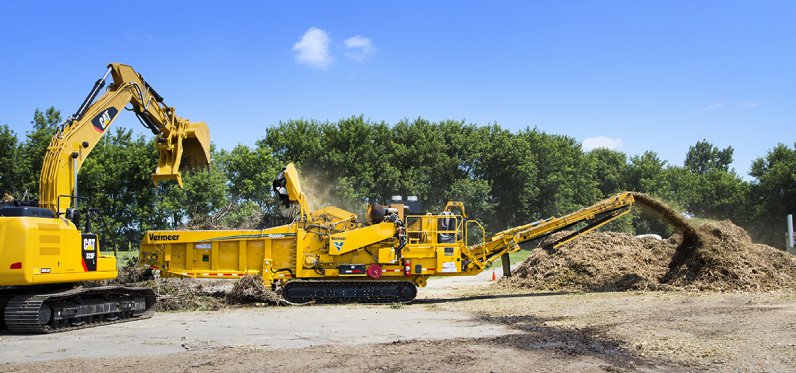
[
  {"x1": 343, "y1": 35, "x2": 374, "y2": 62},
  {"x1": 703, "y1": 102, "x2": 725, "y2": 111},
  {"x1": 583, "y1": 136, "x2": 624, "y2": 151},
  {"x1": 292, "y1": 27, "x2": 333, "y2": 69},
  {"x1": 740, "y1": 100, "x2": 760, "y2": 109}
]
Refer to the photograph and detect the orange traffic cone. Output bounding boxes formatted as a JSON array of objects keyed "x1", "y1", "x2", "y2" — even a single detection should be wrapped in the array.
[{"x1": 491, "y1": 269, "x2": 496, "y2": 281}]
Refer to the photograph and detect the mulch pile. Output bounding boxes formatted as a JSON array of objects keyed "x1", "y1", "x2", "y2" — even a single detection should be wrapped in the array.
[{"x1": 506, "y1": 193, "x2": 796, "y2": 292}]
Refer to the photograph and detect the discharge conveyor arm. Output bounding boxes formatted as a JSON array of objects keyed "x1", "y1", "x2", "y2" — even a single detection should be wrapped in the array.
[{"x1": 466, "y1": 192, "x2": 636, "y2": 269}]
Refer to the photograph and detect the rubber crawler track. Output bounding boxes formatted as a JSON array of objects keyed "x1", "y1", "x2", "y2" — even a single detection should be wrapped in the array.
[
  {"x1": 2, "y1": 286, "x2": 156, "y2": 334},
  {"x1": 283, "y1": 280, "x2": 417, "y2": 304}
]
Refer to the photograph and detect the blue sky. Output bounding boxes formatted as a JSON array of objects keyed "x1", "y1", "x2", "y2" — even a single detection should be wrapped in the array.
[{"x1": 1, "y1": 1, "x2": 793, "y2": 178}]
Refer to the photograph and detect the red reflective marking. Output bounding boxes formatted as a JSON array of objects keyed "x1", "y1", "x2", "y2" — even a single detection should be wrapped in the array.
[
  {"x1": 10, "y1": 262, "x2": 22, "y2": 269},
  {"x1": 81, "y1": 258, "x2": 88, "y2": 272}
]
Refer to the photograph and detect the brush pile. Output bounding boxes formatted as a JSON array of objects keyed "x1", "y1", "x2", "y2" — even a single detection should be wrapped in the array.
[
  {"x1": 116, "y1": 268, "x2": 282, "y2": 311},
  {"x1": 225, "y1": 275, "x2": 283, "y2": 305}
]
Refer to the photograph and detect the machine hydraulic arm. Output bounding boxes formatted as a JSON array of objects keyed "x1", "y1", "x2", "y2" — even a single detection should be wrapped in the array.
[
  {"x1": 466, "y1": 193, "x2": 636, "y2": 269},
  {"x1": 38, "y1": 63, "x2": 211, "y2": 215}
]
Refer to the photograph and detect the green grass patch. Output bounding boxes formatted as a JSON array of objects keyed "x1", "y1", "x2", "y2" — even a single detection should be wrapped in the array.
[
  {"x1": 507, "y1": 247, "x2": 533, "y2": 265},
  {"x1": 100, "y1": 250, "x2": 140, "y2": 269}
]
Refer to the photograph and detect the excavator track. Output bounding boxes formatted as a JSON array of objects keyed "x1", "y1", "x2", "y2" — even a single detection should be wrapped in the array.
[
  {"x1": 2, "y1": 286, "x2": 156, "y2": 334},
  {"x1": 283, "y1": 280, "x2": 417, "y2": 304}
]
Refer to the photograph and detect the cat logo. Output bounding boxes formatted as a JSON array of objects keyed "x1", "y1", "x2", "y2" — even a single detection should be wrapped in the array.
[
  {"x1": 82, "y1": 234, "x2": 99, "y2": 271},
  {"x1": 83, "y1": 237, "x2": 95, "y2": 251},
  {"x1": 91, "y1": 107, "x2": 118, "y2": 132},
  {"x1": 333, "y1": 240, "x2": 345, "y2": 252}
]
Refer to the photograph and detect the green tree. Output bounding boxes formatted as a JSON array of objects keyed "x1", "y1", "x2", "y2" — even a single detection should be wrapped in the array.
[
  {"x1": 154, "y1": 146, "x2": 229, "y2": 228},
  {"x1": 685, "y1": 139, "x2": 734, "y2": 174},
  {"x1": 0, "y1": 124, "x2": 20, "y2": 196},
  {"x1": 444, "y1": 178, "x2": 496, "y2": 232},
  {"x1": 183, "y1": 154, "x2": 228, "y2": 222},
  {"x1": 651, "y1": 166, "x2": 697, "y2": 209},
  {"x1": 626, "y1": 151, "x2": 666, "y2": 192},
  {"x1": 263, "y1": 119, "x2": 325, "y2": 166},
  {"x1": 589, "y1": 148, "x2": 628, "y2": 196},
  {"x1": 690, "y1": 168, "x2": 749, "y2": 219},
  {"x1": 219, "y1": 200, "x2": 263, "y2": 229},
  {"x1": 477, "y1": 125, "x2": 537, "y2": 229},
  {"x1": 624, "y1": 152, "x2": 677, "y2": 236},
  {"x1": 520, "y1": 128, "x2": 600, "y2": 216},
  {"x1": 315, "y1": 116, "x2": 399, "y2": 207},
  {"x1": 390, "y1": 118, "x2": 449, "y2": 206},
  {"x1": 19, "y1": 107, "x2": 61, "y2": 198},
  {"x1": 78, "y1": 128, "x2": 158, "y2": 250},
  {"x1": 748, "y1": 143, "x2": 796, "y2": 245},
  {"x1": 222, "y1": 144, "x2": 281, "y2": 208}
]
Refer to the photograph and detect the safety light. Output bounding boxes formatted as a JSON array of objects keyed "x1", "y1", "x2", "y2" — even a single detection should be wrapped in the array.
[{"x1": 10, "y1": 262, "x2": 22, "y2": 269}]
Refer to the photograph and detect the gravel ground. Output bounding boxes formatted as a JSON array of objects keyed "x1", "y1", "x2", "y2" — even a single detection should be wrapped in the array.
[{"x1": 3, "y1": 267, "x2": 795, "y2": 372}]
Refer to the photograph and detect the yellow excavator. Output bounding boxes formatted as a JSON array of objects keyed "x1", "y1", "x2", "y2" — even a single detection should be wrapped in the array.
[
  {"x1": 140, "y1": 163, "x2": 636, "y2": 303},
  {"x1": 0, "y1": 63, "x2": 211, "y2": 333}
]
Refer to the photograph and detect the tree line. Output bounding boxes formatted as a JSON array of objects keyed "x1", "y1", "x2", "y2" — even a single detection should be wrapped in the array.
[{"x1": 1, "y1": 108, "x2": 794, "y2": 250}]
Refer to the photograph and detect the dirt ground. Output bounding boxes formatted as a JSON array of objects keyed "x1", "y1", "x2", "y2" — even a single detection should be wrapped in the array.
[{"x1": 2, "y1": 268, "x2": 795, "y2": 373}]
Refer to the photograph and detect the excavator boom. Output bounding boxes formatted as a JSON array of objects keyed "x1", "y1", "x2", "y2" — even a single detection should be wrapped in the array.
[{"x1": 39, "y1": 63, "x2": 211, "y2": 215}]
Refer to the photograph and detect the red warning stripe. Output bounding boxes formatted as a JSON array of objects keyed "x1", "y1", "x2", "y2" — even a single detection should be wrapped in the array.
[{"x1": 181, "y1": 272, "x2": 245, "y2": 277}]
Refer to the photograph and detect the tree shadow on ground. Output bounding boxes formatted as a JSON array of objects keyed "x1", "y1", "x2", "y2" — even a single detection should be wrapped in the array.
[
  {"x1": 479, "y1": 314, "x2": 683, "y2": 371},
  {"x1": 414, "y1": 291, "x2": 570, "y2": 304}
]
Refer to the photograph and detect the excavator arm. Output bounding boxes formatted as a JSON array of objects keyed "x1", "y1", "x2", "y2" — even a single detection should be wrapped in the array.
[
  {"x1": 38, "y1": 63, "x2": 211, "y2": 215},
  {"x1": 466, "y1": 192, "x2": 636, "y2": 269}
]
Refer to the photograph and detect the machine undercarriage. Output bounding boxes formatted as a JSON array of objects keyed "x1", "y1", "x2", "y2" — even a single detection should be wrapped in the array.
[{"x1": 1, "y1": 286, "x2": 156, "y2": 333}]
